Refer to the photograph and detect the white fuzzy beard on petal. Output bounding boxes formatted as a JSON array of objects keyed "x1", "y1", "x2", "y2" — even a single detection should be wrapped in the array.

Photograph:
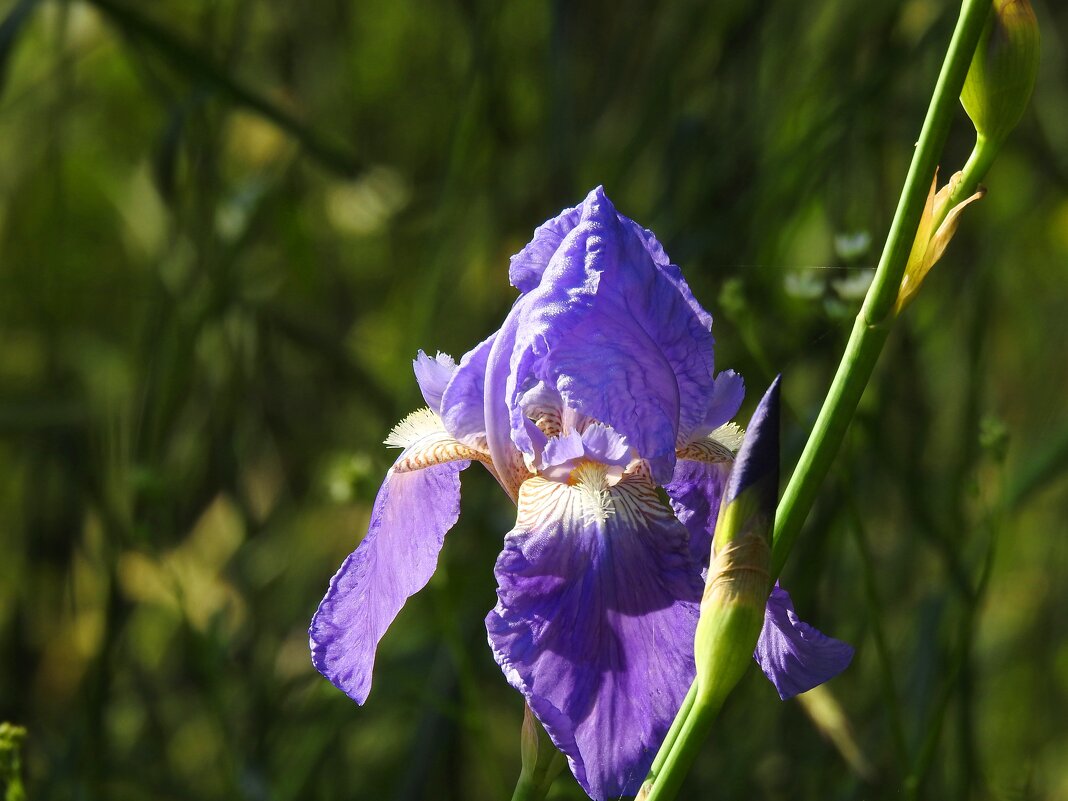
[
  {"x1": 676, "y1": 422, "x2": 745, "y2": 464},
  {"x1": 384, "y1": 407, "x2": 444, "y2": 449},
  {"x1": 385, "y1": 407, "x2": 489, "y2": 473},
  {"x1": 710, "y1": 422, "x2": 744, "y2": 451},
  {"x1": 568, "y1": 461, "x2": 614, "y2": 525}
]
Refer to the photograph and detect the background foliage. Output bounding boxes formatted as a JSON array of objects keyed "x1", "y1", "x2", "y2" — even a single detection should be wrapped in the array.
[{"x1": 1, "y1": 0, "x2": 1066, "y2": 799}]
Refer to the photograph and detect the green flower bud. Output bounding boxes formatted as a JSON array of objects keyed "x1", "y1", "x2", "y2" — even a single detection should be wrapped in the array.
[
  {"x1": 694, "y1": 530, "x2": 770, "y2": 702},
  {"x1": 693, "y1": 379, "x2": 779, "y2": 704},
  {"x1": 960, "y1": 0, "x2": 1040, "y2": 145},
  {"x1": 516, "y1": 704, "x2": 564, "y2": 798}
]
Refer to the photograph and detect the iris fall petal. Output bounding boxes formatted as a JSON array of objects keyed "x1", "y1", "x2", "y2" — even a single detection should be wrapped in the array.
[
  {"x1": 310, "y1": 459, "x2": 468, "y2": 704},
  {"x1": 486, "y1": 470, "x2": 702, "y2": 801},
  {"x1": 755, "y1": 583, "x2": 855, "y2": 700}
]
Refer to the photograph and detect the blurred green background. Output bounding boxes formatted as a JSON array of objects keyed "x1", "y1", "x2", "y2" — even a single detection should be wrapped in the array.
[{"x1": 1, "y1": 0, "x2": 1066, "y2": 799}]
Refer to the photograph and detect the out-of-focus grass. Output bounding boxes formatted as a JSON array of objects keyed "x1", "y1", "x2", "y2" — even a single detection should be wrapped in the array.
[{"x1": 0, "y1": 0, "x2": 1066, "y2": 799}]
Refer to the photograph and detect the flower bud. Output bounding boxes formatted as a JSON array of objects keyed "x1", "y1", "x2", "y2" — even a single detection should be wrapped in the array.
[
  {"x1": 517, "y1": 704, "x2": 564, "y2": 797},
  {"x1": 693, "y1": 378, "x2": 780, "y2": 702},
  {"x1": 960, "y1": 0, "x2": 1040, "y2": 145}
]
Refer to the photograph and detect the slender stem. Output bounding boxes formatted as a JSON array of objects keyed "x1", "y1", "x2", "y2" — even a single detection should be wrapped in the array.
[
  {"x1": 641, "y1": 693, "x2": 721, "y2": 801},
  {"x1": 643, "y1": 2, "x2": 997, "y2": 798},
  {"x1": 510, "y1": 754, "x2": 565, "y2": 801},
  {"x1": 770, "y1": 0, "x2": 993, "y2": 579},
  {"x1": 948, "y1": 135, "x2": 997, "y2": 211},
  {"x1": 510, "y1": 778, "x2": 539, "y2": 801},
  {"x1": 646, "y1": 683, "x2": 697, "y2": 782}
]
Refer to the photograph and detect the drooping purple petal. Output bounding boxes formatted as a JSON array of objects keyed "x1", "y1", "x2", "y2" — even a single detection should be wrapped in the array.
[
  {"x1": 310, "y1": 459, "x2": 467, "y2": 704},
  {"x1": 413, "y1": 350, "x2": 456, "y2": 414},
  {"x1": 755, "y1": 583, "x2": 855, "y2": 700},
  {"x1": 486, "y1": 471, "x2": 703, "y2": 801},
  {"x1": 664, "y1": 457, "x2": 731, "y2": 575},
  {"x1": 440, "y1": 332, "x2": 496, "y2": 449},
  {"x1": 497, "y1": 188, "x2": 716, "y2": 482}
]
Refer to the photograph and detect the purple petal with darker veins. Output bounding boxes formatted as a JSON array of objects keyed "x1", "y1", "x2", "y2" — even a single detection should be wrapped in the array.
[
  {"x1": 486, "y1": 473, "x2": 702, "y2": 801},
  {"x1": 413, "y1": 350, "x2": 456, "y2": 414},
  {"x1": 755, "y1": 583, "x2": 854, "y2": 700},
  {"x1": 664, "y1": 457, "x2": 731, "y2": 576},
  {"x1": 620, "y1": 218, "x2": 714, "y2": 331},
  {"x1": 310, "y1": 460, "x2": 467, "y2": 704},
  {"x1": 508, "y1": 188, "x2": 714, "y2": 333},
  {"x1": 501, "y1": 188, "x2": 715, "y2": 482}
]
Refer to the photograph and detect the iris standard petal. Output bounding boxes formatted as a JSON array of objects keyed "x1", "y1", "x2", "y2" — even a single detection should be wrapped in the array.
[
  {"x1": 509, "y1": 203, "x2": 583, "y2": 293},
  {"x1": 754, "y1": 583, "x2": 855, "y2": 700},
  {"x1": 413, "y1": 350, "x2": 456, "y2": 414},
  {"x1": 486, "y1": 468, "x2": 703, "y2": 801},
  {"x1": 619, "y1": 217, "x2": 714, "y2": 331},
  {"x1": 508, "y1": 187, "x2": 714, "y2": 333},
  {"x1": 310, "y1": 459, "x2": 467, "y2": 704},
  {"x1": 502, "y1": 187, "x2": 715, "y2": 481}
]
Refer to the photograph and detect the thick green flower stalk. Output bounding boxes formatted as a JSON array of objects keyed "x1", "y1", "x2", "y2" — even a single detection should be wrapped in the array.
[{"x1": 641, "y1": 0, "x2": 1039, "y2": 798}]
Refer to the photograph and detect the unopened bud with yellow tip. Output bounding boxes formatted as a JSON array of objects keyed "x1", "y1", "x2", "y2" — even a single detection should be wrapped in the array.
[{"x1": 961, "y1": 0, "x2": 1040, "y2": 146}]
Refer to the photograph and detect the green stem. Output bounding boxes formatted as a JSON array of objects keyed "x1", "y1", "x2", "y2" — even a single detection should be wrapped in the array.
[
  {"x1": 948, "y1": 135, "x2": 997, "y2": 210},
  {"x1": 643, "y1": 2, "x2": 997, "y2": 798},
  {"x1": 510, "y1": 756, "x2": 565, "y2": 801},
  {"x1": 510, "y1": 778, "x2": 539, "y2": 801},
  {"x1": 641, "y1": 693, "x2": 722, "y2": 801},
  {"x1": 769, "y1": 0, "x2": 993, "y2": 580},
  {"x1": 646, "y1": 683, "x2": 697, "y2": 782}
]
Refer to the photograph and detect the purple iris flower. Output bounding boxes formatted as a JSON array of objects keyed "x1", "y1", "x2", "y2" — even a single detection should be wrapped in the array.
[{"x1": 310, "y1": 187, "x2": 852, "y2": 800}]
